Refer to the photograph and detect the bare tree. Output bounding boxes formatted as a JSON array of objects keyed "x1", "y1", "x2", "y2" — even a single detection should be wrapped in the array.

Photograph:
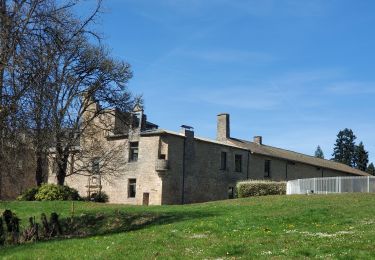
[
  {"x1": 20, "y1": 30, "x2": 54, "y2": 186},
  {"x1": 40, "y1": 8, "x2": 134, "y2": 185},
  {"x1": 0, "y1": 0, "x2": 90, "y2": 191},
  {"x1": 0, "y1": 0, "x2": 53, "y2": 195},
  {"x1": 1, "y1": 0, "x2": 135, "y2": 195}
]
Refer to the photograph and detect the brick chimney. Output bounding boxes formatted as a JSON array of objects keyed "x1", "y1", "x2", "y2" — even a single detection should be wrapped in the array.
[
  {"x1": 254, "y1": 136, "x2": 263, "y2": 145},
  {"x1": 217, "y1": 113, "x2": 230, "y2": 141}
]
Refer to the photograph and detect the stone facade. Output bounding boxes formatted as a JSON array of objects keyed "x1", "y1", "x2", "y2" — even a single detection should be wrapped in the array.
[{"x1": 48, "y1": 106, "x2": 369, "y2": 205}]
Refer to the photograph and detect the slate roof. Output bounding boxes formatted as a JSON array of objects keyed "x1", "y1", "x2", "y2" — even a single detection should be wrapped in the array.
[
  {"x1": 228, "y1": 138, "x2": 369, "y2": 177},
  {"x1": 141, "y1": 128, "x2": 369, "y2": 177}
]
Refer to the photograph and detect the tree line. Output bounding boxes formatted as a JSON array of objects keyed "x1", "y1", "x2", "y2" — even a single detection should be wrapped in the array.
[
  {"x1": 0, "y1": 0, "x2": 137, "y2": 195},
  {"x1": 315, "y1": 129, "x2": 374, "y2": 175}
]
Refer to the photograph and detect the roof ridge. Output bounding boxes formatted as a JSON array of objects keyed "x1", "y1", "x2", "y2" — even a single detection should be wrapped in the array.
[
  {"x1": 231, "y1": 138, "x2": 367, "y2": 176},
  {"x1": 260, "y1": 143, "x2": 352, "y2": 168}
]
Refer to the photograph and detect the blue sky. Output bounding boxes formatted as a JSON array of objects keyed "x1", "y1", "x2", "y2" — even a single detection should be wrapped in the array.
[{"x1": 81, "y1": 0, "x2": 375, "y2": 162}]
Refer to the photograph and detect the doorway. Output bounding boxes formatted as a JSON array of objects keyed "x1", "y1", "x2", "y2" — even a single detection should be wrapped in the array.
[{"x1": 143, "y1": 192, "x2": 150, "y2": 206}]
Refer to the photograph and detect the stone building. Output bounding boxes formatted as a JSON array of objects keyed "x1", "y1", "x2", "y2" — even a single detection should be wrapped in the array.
[{"x1": 48, "y1": 105, "x2": 369, "y2": 205}]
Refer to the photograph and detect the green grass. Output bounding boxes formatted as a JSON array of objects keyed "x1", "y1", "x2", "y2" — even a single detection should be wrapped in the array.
[{"x1": 1, "y1": 194, "x2": 375, "y2": 259}]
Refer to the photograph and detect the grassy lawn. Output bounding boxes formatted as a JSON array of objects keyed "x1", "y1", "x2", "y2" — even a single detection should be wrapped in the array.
[{"x1": 1, "y1": 194, "x2": 375, "y2": 259}]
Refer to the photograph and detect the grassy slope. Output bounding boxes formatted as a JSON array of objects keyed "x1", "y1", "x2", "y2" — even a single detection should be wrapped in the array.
[{"x1": 1, "y1": 194, "x2": 375, "y2": 259}]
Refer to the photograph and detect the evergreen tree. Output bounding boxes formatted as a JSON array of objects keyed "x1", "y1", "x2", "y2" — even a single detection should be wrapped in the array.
[
  {"x1": 314, "y1": 146, "x2": 324, "y2": 159},
  {"x1": 367, "y1": 163, "x2": 375, "y2": 176},
  {"x1": 354, "y1": 142, "x2": 369, "y2": 171},
  {"x1": 332, "y1": 128, "x2": 357, "y2": 167}
]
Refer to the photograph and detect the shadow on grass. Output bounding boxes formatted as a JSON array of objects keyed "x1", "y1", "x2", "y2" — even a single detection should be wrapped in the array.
[
  {"x1": 0, "y1": 209, "x2": 217, "y2": 251},
  {"x1": 61, "y1": 209, "x2": 214, "y2": 238}
]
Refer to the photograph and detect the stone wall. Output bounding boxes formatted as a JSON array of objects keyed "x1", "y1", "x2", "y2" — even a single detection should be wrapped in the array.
[
  {"x1": 50, "y1": 135, "x2": 164, "y2": 205},
  {"x1": 160, "y1": 134, "x2": 184, "y2": 205},
  {"x1": 161, "y1": 134, "x2": 249, "y2": 204}
]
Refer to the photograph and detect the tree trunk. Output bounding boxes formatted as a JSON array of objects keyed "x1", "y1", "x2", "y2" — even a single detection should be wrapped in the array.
[
  {"x1": 0, "y1": 67, "x2": 3, "y2": 198},
  {"x1": 0, "y1": 0, "x2": 6, "y2": 200},
  {"x1": 56, "y1": 155, "x2": 68, "y2": 186},
  {"x1": 35, "y1": 152, "x2": 44, "y2": 186}
]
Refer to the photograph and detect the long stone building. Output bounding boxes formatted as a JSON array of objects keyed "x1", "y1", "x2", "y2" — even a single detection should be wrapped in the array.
[{"x1": 48, "y1": 105, "x2": 369, "y2": 205}]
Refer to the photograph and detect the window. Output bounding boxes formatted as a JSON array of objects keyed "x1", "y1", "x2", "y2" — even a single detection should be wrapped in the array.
[
  {"x1": 264, "y1": 160, "x2": 271, "y2": 177},
  {"x1": 128, "y1": 179, "x2": 136, "y2": 198},
  {"x1": 235, "y1": 154, "x2": 242, "y2": 172},
  {"x1": 220, "y1": 152, "x2": 227, "y2": 170},
  {"x1": 92, "y1": 157, "x2": 100, "y2": 175},
  {"x1": 228, "y1": 187, "x2": 234, "y2": 199},
  {"x1": 129, "y1": 142, "x2": 139, "y2": 162}
]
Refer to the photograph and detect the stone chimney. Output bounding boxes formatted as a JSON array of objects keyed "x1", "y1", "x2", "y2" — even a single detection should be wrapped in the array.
[
  {"x1": 180, "y1": 125, "x2": 194, "y2": 139},
  {"x1": 254, "y1": 136, "x2": 263, "y2": 145},
  {"x1": 217, "y1": 113, "x2": 230, "y2": 141}
]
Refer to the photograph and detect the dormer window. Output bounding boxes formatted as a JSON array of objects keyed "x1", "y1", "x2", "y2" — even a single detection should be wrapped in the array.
[{"x1": 132, "y1": 112, "x2": 142, "y2": 128}]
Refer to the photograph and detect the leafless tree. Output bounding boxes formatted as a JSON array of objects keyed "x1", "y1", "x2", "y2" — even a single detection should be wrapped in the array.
[
  {"x1": 0, "y1": 0, "x2": 55, "y2": 195},
  {"x1": 1, "y1": 0, "x2": 136, "y2": 193},
  {"x1": 0, "y1": 0, "x2": 92, "y2": 191},
  {"x1": 38, "y1": 6, "x2": 134, "y2": 185}
]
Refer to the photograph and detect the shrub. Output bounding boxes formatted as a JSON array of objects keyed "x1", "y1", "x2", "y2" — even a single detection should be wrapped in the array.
[
  {"x1": 237, "y1": 180, "x2": 286, "y2": 198},
  {"x1": 34, "y1": 184, "x2": 80, "y2": 201},
  {"x1": 17, "y1": 187, "x2": 39, "y2": 201},
  {"x1": 89, "y1": 192, "x2": 109, "y2": 203}
]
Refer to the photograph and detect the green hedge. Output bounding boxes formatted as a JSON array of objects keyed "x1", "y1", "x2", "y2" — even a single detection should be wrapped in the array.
[
  {"x1": 18, "y1": 184, "x2": 81, "y2": 201},
  {"x1": 17, "y1": 187, "x2": 39, "y2": 201},
  {"x1": 237, "y1": 180, "x2": 286, "y2": 198}
]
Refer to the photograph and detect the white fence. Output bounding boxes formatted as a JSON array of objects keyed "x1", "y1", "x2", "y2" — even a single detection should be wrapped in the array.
[{"x1": 287, "y1": 176, "x2": 375, "y2": 195}]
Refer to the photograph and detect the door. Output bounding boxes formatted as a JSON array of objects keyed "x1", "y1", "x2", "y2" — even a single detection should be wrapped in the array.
[{"x1": 143, "y1": 192, "x2": 150, "y2": 206}]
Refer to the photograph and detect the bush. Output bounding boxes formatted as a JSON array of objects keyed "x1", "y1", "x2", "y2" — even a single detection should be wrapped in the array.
[
  {"x1": 237, "y1": 180, "x2": 286, "y2": 198},
  {"x1": 33, "y1": 184, "x2": 80, "y2": 201},
  {"x1": 17, "y1": 187, "x2": 39, "y2": 201},
  {"x1": 89, "y1": 192, "x2": 109, "y2": 203}
]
